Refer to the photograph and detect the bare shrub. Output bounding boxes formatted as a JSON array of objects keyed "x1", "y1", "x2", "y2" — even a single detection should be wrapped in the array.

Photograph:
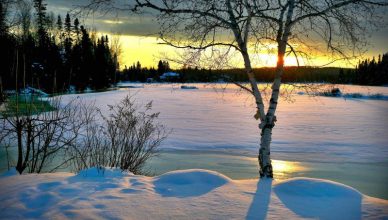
[
  {"x1": 0, "y1": 96, "x2": 87, "y2": 174},
  {"x1": 0, "y1": 93, "x2": 168, "y2": 175},
  {"x1": 71, "y1": 95, "x2": 168, "y2": 175}
]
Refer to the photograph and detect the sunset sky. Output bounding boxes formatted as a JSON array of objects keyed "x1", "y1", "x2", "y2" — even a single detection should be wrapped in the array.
[{"x1": 46, "y1": 0, "x2": 388, "y2": 69}]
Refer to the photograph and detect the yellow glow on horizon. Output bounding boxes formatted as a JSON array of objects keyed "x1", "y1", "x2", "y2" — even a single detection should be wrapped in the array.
[
  {"x1": 118, "y1": 35, "x2": 174, "y2": 69},
  {"x1": 103, "y1": 34, "x2": 355, "y2": 70}
]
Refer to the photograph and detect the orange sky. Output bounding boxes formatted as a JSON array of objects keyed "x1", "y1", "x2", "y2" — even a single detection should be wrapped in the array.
[{"x1": 114, "y1": 34, "x2": 359, "y2": 70}]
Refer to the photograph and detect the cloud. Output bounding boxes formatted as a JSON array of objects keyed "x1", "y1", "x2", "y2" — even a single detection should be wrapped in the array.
[
  {"x1": 46, "y1": 0, "x2": 160, "y2": 36},
  {"x1": 102, "y1": 20, "x2": 124, "y2": 24}
]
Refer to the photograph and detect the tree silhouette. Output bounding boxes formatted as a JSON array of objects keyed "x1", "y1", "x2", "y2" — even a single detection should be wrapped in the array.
[
  {"x1": 0, "y1": 1, "x2": 118, "y2": 94},
  {"x1": 87, "y1": 0, "x2": 388, "y2": 177},
  {"x1": 355, "y1": 53, "x2": 388, "y2": 85}
]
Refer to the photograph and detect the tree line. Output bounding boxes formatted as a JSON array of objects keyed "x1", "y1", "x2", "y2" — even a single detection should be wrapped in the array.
[
  {"x1": 337, "y1": 53, "x2": 388, "y2": 86},
  {"x1": 118, "y1": 64, "x2": 349, "y2": 84},
  {"x1": 119, "y1": 62, "x2": 386, "y2": 85},
  {"x1": 120, "y1": 60, "x2": 171, "y2": 82},
  {"x1": 0, "y1": 0, "x2": 117, "y2": 97},
  {"x1": 353, "y1": 53, "x2": 388, "y2": 85}
]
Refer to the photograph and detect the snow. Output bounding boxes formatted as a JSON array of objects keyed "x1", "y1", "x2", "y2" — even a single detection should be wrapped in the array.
[
  {"x1": 20, "y1": 86, "x2": 49, "y2": 97},
  {"x1": 117, "y1": 82, "x2": 144, "y2": 88},
  {"x1": 44, "y1": 83, "x2": 388, "y2": 199},
  {"x1": 75, "y1": 167, "x2": 131, "y2": 178},
  {"x1": 58, "y1": 83, "x2": 388, "y2": 163},
  {"x1": 274, "y1": 178, "x2": 362, "y2": 219},
  {"x1": 161, "y1": 72, "x2": 180, "y2": 77},
  {"x1": 1, "y1": 83, "x2": 387, "y2": 200},
  {"x1": 0, "y1": 167, "x2": 18, "y2": 177},
  {"x1": 153, "y1": 169, "x2": 229, "y2": 197},
  {"x1": 0, "y1": 168, "x2": 386, "y2": 219}
]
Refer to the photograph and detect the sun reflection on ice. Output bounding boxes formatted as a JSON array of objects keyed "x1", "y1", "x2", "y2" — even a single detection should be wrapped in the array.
[
  {"x1": 272, "y1": 160, "x2": 308, "y2": 180},
  {"x1": 244, "y1": 157, "x2": 308, "y2": 180}
]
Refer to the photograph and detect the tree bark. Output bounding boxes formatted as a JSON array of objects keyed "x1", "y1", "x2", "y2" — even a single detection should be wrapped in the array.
[
  {"x1": 258, "y1": 0, "x2": 295, "y2": 178},
  {"x1": 241, "y1": 50, "x2": 272, "y2": 178},
  {"x1": 259, "y1": 127, "x2": 273, "y2": 177}
]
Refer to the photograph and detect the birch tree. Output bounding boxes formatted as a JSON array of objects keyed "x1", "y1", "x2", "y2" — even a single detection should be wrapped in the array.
[{"x1": 86, "y1": 0, "x2": 387, "y2": 178}]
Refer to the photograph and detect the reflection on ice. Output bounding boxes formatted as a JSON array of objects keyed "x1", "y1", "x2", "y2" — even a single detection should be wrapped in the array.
[{"x1": 272, "y1": 160, "x2": 307, "y2": 180}]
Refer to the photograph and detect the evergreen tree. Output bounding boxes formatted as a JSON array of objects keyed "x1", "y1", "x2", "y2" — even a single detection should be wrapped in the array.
[
  {"x1": 33, "y1": 0, "x2": 48, "y2": 47},
  {"x1": 157, "y1": 60, "x2": 170, "y2": 76},
  {"x1": 0, "y1": 1, "x2": 120, "y2": 93},
  {"x1": 78, "y1": 25, "x2": 94, "y2": 90},
  {"x1": 56, "y1": 15, "x2": 63, "y2": 43},
  {"x1": 73, "y1": 18, "x2": 80, "y2": 41},
  {"x1": 355, "y1": 53, "x2": 388, "y2": 85},
  {"x1": 64, "y1": 13, "x2": 72, "y2": 54},
  {"x1": 56, "y1": 15, "x2": 62, "y2": 30},
  {"x1": 0, "y1": 2, "x2": 7, "y2": 36}
]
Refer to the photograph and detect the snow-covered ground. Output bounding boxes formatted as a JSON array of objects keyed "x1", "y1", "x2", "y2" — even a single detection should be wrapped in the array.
[
  {"x1": 1, "y1": 83, "x2": 387, "y2": 199},
  {"x1": 58, "y1": 83, "x2": 388, "y2": 163},
  {"x1": 0, "y1": 168, "x2": 387, "y2": 219}
]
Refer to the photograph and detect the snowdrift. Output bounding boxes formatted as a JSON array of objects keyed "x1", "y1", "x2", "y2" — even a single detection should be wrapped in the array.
[
  {"x1": 0, "y1": 168, "x2": 387, "y2": 219},
  {"x1": 274, "y1": 178, "x2": 362, "y2": 219}
]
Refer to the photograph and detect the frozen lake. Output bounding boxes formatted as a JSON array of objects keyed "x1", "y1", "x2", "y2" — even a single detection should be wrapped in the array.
[{"x1": 2, "y1": 83, "x2": 388, "y2": 199}]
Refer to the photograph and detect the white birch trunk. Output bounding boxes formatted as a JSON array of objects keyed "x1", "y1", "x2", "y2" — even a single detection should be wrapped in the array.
[
  {"x1": 226, "y1": 0, "x2": 266, "y2": 123},
  {"x1": 258, "y1": 0, "x2": 295, "y2": 178}
]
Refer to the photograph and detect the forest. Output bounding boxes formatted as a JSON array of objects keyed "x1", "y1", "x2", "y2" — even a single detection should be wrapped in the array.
[{"x1": 0, "y1": 0, "x2": 118, "y2": 96}]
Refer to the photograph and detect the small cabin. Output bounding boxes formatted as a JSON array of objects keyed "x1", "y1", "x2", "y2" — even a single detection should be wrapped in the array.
[{"x1": 160, "y1": 72, "x2": 180, "y2": 81}]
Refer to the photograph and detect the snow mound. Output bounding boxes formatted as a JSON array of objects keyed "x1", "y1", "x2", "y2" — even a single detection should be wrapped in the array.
[
  {"x1": 0, "y1": 169, "x2": 387, "y2": 219},
  {"x1": 75, "y1": 167, "x2": 131, "y2": 178},
  {"x1": 274, "y1": 177, "x2": 362, "y2": 197},
  {"x1": 153, "y1": 169, "x2": 230, "y2": 197},
  {"x1": 274, "y1": 177, "x2": 362, "y2": 219}
]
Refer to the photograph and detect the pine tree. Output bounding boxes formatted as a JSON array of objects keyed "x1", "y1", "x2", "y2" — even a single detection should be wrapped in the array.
[
  {"x1": 33, "y1": 0, "x2": 48, "y2": 47},
  {"x1": 355, "y1": 53, "x2": 388, "y2": 85},
  {"x1": 73, "y1": 18, "x2": 80, "y2": 41},
  {"x1": 78, "y1": 25, "x2": 94, "y2": 90},
  {"x1": 0, "y1": 2, "x2": 6, "y2": 36},
  {"x1": 56, "y1": 15, "x2": 63, "y2": 43}
]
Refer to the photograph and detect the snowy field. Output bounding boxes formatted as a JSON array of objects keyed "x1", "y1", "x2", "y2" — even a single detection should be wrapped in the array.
[
  {"x1": 0, "y1": 167, "x2": 387, "y2": 219},
  {"x1": 58, "y1": 83, "x2": 388, "y2": 162},
  {"x1": 1, "y1": 83, "x2": 388, "y2": 199}
]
